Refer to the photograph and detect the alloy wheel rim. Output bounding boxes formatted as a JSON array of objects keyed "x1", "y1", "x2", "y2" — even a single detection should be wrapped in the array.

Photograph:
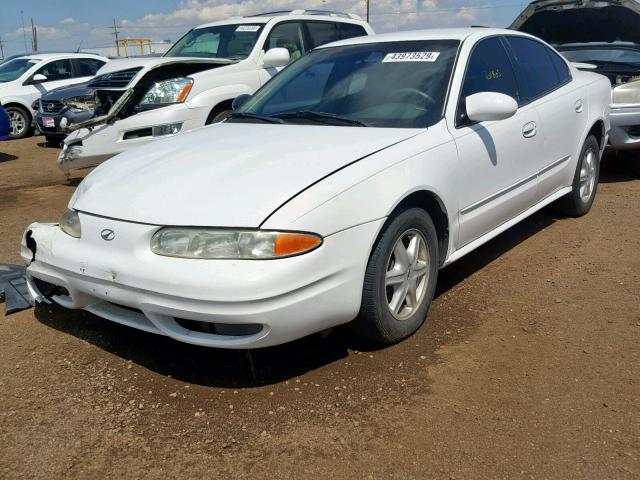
[
  {"x1": 8, "y1": 111, "x2": 26, "y2": 136},
  {"x1": 385, "y1": 229, "x2": 430, "y2": 321},
  {"x1": 579, "y1": 148, "x2": 597, "y2": 202}
]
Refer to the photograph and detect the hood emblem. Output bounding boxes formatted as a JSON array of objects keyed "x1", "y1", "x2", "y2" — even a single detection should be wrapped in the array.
[
  {"x1": 46, "y1": 103, "x2": 54, "y2": 112},
  {"x1": 101, "y1": 229, "x2": 115, "y2": 241}
]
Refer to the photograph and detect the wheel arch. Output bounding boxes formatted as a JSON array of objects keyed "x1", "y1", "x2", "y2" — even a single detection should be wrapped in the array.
[
  {"x1": 386, "y1": 189, "x2": 450, "y2": 267},
  {"x1": 205, "y1": 99, "x2": 234, "y2": 124},
  {"x1": 3, "y1": 101, "x2": 33, "y2": 121},
  {"x1": 586, "y1": 119, "x2": 606, "y2": 152}
]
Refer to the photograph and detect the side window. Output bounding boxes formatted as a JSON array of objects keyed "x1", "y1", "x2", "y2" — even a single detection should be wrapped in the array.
[
  {"x1": 458, "y1": 37, "x2": 520, "y2": 125},
  {"x1": 36, "y1": 59, "x2": 73, "y2": 81},
  {"x1": 266, "y1": 22, "x2": 306, "y2": 62},
  {"x1": 73, "y1": 58, "x2": 105, "y2": 77},
  {"x1": 306, "y1": 22, "x2": 338, "y2": 49},
  {"x1": 506, "y1": 37, "x2": 561, "y2": 99},
  {"x1": 337, "y1": 23, "x2": 368, "y2": 41},
  {"x1": 546, "y1": 46, "x2": 571, "y2": 84}
]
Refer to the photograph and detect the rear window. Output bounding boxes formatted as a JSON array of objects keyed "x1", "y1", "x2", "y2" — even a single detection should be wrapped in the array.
[
  {"x1": 506, "y1": 36, "x2": 561, "y2": 99},
  {"x1": 547, "y1": 46, "x2": 571, "y2": 84}
]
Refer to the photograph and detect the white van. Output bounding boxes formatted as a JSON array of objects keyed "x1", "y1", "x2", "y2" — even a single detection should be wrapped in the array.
[{"x1": 59, "y1": 10, "x2": 373, "y2": 174}]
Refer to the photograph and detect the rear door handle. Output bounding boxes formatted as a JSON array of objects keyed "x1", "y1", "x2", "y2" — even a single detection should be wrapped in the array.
[
  {"x1": 575, "y1": 99, "x2": 584, "y2": 113},
  {"x1": 522, "y1": 121, "x2": 537, "y2": 138}
]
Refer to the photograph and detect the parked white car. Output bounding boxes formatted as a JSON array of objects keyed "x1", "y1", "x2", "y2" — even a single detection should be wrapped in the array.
[
  {"x1": 0, "y1": 53, "x2": 108, "y2": 138},
  {"x1": 58, "y1": 10, "x2": 373, "y2": 174},
  {"x1": 23, "y1": 28, "x2": 611, "y2": 349}
]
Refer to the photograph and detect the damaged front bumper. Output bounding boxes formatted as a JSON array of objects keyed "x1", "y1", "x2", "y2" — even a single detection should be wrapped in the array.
[
  {"x1": 57, "y1": 102, "x2": 210, "y2": 174},
  {"x1": 20, "y1": 216, "x2": 376, "y2": 348},
  {"x1": 609, "y1": 104, "x2": 640, "y2": 150}
]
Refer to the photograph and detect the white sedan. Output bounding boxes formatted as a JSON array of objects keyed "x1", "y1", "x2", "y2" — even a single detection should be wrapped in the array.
[{"x1": 22, "y1": 28, "x2": 611, "y2": 348}]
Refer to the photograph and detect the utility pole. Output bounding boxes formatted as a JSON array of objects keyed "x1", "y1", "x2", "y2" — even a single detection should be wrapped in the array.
[
  {"x1": 111, "y1": 18, "x2": 121, "y2": 56},
  {"x1": 20, "y1": 10, "x2": 28, "y2": 52},
  {"x1": 366, "y1": 0, "x2": 370, "y2": 22},
  {"x1": 0, "y1": 37, "x2": 5, "y2": 60},
  {"x1": 31, "y1": 18, "x2": 38, "y2": 52}
]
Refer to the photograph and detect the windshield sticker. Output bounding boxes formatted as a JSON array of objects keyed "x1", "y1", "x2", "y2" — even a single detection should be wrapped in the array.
[
  {"x1": 236, "y1": 25, "x2": 261, "y2": 32},
  {"x1": 382, "y1": 52, "x2": 440, "y2": 63}
]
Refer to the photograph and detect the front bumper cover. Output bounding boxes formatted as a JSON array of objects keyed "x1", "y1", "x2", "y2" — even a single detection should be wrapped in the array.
[
  {"x1": 21, "y1": 215, "x2": 381, "y2": 349},
  {"x1": 609, "y1": 104, "x2": 640, "y2": 150}
]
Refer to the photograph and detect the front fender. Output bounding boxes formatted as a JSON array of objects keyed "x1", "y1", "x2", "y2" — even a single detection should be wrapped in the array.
[{"x1": 186, "y1": 83, "x2": 256, "y2": 110}]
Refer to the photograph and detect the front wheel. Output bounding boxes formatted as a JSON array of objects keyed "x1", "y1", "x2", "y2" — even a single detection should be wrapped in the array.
[
  {"x1": 351, "y1": 208, "x2": 439, "y2": 344},
  {"x1": 554, "y1": 135, "x2": 600, "y2": 217},
  {"x1": 6, "y1": 105, "x2": 31, "y2": 139}
]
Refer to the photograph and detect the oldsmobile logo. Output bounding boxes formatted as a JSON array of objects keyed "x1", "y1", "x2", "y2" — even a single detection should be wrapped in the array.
[{"x1": 100, "y1": 229, "x2": 115, "y2": 241}]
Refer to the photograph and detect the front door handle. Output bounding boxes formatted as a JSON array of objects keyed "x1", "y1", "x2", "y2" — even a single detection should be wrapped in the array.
[
  {"x1": 523, "y1": 121, "x2": 537, "y2": 138},
  {"x1": 575, "y1": 99, "x2": 584, "y2": 113}
]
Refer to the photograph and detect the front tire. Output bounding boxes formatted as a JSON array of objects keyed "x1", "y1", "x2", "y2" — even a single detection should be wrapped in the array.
[
  {"x1": 351, "y1": 208, "x2": 439, "y2": 344},
  {"x1": 206, "y1": 109, "x2": 233, "y2": 125},
  {"x1": 554, "y1": 135, "x2": 600, "y2": 217},
  {"x1": 6, "y1": 105, "x2": 31, "y2": 139}
]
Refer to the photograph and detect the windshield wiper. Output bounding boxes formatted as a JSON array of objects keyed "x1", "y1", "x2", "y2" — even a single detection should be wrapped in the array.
[
  {"x1": 225, "y1": 112, "x2": 285, "y2": 124},
  {"x1": 274, "y1": 111, "x2": 369, "y2": 127}
]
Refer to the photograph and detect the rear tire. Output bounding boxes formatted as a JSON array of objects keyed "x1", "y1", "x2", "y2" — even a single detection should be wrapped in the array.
[
  {"x1": 6, "y1": 105, "x2": 31, "y2": 139},
  {"x1": 554, "y1": 135, "x2": 600, "y2": 217},
  {"x1": 350, "y1": 208, "x2": 439, "y2": 344}
]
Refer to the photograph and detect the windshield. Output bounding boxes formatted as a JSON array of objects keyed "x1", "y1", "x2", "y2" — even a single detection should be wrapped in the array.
[
  {"x1": 238, "y1": 40, "x2": 460, "y2": 128},
  {"x1": 165, "y1": 24, "x2": 264, "y2": 60},
  {"x1": 559, "y1": 47, "x2": 640, "y2": 66},
  {"x1": 0, "y1": 58, "x2": 39, "y2": 82}
]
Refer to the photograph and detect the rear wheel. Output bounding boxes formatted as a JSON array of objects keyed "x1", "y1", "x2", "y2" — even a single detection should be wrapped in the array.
[
  {"x1": 554, "y1": 135, "x2": 600, "y2": 217},
  {"x1": 351, "y1": 208, "x2": 439, "y2": 344},
  {"x1": 6, "y1": 105, "x2": 31, "y2": 139}
]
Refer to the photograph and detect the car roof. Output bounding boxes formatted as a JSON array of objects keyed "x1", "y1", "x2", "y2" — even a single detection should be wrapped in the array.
[
  {"x1": 320, "y1": 27, "x2": 532, "y2": 48},
  {"x1": 195, "y1": 12, "x2": 368, "y2": 30},
  {"x1": 10, "y1": 52, "x2": 107, "y2": 62}
]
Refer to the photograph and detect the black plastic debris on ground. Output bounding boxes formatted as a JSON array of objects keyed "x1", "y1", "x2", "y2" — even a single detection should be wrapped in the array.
[{"x1": 0, "y1": 264, "x2": 34, "y2": 315}]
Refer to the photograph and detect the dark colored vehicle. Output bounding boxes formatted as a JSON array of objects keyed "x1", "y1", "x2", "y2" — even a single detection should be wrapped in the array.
[
  {"x1": 0, "y1": 101, "x2": 9, "y2": 140},
  {"x1": 512, "y1": 0, "x2": 640, "y2": 151},
  {"x1": 33, "y1": 82, "x2": 95, "y2": 145}
]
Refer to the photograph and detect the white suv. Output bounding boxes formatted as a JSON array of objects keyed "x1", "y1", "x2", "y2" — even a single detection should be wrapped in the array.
[
  {"x1": 58, "y1": 10, "x2": 373, "y2": 174},
  {"x1": 0, "y1": 53, "x2": 108, "y2": 138}
]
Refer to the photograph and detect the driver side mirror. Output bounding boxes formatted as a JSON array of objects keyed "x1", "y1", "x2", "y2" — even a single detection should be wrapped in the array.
[
  {"x1": 29, "y1": 73, "x2": 48, "y2": 85},
  {"x1": 262, "y1": 48, "x2": 290, "y2": 68},
  {"x1": 232, "y1": 94, "x2": 251, "y2": 111},
  {"x1": 466, "y1": 92, "x2": 518, "y2": 123}
]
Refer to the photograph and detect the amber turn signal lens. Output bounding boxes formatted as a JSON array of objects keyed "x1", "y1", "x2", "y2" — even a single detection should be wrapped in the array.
[
  {"x1": 274, "y1": 232, "x2": 322, "y2": 257},
  {"x1": 177, "y1": 83, "x2": 193, "y2": 102}
]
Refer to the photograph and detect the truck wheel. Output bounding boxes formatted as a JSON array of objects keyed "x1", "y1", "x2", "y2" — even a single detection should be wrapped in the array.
[
  {"x1": 206, "y1": 109, "x2": 233, "y2": 124},
  {"x1": 6, "y1": 105, "x2": 31, "y2": 139}
]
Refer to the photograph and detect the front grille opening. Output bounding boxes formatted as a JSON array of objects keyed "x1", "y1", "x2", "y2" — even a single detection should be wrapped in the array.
[
  {"x1": 33, "y1": 278, "x2": 69, "y2": 298},
  {"x1": 175, "y1": 318, "x2": 262, "y2": 337}
]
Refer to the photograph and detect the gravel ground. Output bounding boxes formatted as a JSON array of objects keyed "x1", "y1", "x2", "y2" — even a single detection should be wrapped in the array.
[{"x1": 0, "y1": 137, "x2": 639, "y2": 479}]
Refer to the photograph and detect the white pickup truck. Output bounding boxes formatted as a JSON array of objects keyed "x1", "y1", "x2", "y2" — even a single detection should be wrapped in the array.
[{"x1": 58, "y1": 10, "x2": 373, "y2": 174}]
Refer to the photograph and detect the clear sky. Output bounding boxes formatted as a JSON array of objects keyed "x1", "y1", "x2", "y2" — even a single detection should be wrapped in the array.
[{"x1": 0, "y1": 0, "x2": 530, "y2": 57}]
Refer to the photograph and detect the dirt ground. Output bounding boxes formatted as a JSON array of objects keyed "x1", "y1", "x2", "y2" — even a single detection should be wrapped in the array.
[{"x1": 0, "y1": 137, "x2": 638, "y2": 480}]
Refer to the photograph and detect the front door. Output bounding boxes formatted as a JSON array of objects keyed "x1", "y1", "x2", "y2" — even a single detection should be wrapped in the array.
[{"x1": 449, "y1": 37, "x2": 541, "y2": 247}]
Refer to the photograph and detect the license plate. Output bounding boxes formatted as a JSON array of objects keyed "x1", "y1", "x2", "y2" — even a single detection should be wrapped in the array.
[{"x1": 42, "y1": 117, "x2": 55, "y2": 128}]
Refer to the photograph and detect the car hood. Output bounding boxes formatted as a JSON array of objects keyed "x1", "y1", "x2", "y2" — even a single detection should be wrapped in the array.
[
  {"x1": 71, "y1": 123, "x2": 419, "y2": 227},
  {"x1": 94, "y1": 56, "x2": 237, "y2": 89},
  {"x1": 41, "y1": 81, "x2": 93, "y2": 101},
  {"x1": 511, "y1": 0, "x2": 640, "y2": 46}
]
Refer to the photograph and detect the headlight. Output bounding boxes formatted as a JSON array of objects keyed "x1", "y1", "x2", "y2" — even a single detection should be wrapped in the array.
[
  {"x1": 613, "y1": 79, "x2": 640, "y2": 105},
  {"x1": 62, "y1": 95, "x2": 97, "y2": 113},
  {"x1": 139, "y1": 78, "x2": 193, "y2": 106},
  {"x1": 59, "y1": 209, "x2": 81, "y2": 238},
  {"x1": 150, "y1": 228, "x2": 322, "y2": 259}
]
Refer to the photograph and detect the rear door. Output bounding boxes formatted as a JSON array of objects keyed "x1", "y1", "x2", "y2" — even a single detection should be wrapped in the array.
[
  {"x1": 450, "y1": 36, "x2": 541, "y2": 247},
  {"x1": 71, "y1": 57, "x2": 106, "y2": 83},
  {"x1": 504, "y1": 36, "x2": 587, "y2": 199}
]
